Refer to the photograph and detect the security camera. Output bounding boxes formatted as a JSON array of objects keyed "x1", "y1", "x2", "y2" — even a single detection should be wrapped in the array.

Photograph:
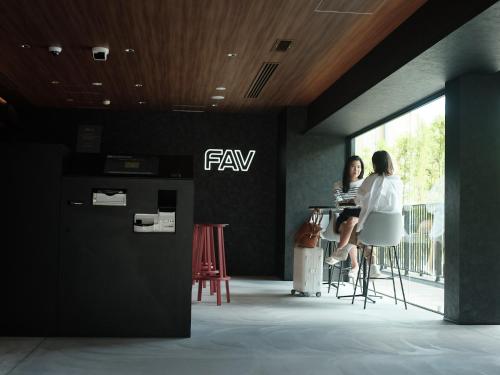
[
  {"x1": 92, "y1": 46, "x2": 109, "y2": 61},
  {"x1": 48, "y1": 46, "x2": 62, "y2": 56}
]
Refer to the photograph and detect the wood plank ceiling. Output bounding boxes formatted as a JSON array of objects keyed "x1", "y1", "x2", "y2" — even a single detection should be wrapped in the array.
[{"x1": 0, "y1": 0, "x2": 426, "y2": 112}]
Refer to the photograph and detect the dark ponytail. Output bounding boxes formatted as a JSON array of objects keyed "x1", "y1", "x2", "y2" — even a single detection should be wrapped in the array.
[{"x1": 372, "y1": 150, "x2": 394, "y2": 176}]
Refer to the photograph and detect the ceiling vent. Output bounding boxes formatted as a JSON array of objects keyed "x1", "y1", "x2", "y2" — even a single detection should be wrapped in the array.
[
  {"x1": 245, "y1": 62, "x2": 279, "y2": 99},
  {"x1": 314, "y1": 0, "x2": 384, "y2": 15},
  {"x1": 272, "y1": 39, "x2": 293, "y2": 52},
  {"x1": 172, "y1": 104, "x2": 205, "y2": 113}
]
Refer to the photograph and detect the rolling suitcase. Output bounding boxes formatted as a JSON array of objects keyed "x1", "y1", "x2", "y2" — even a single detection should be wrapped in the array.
[{"x1": 291, "y1": 246, "x2": 323, "y2": 297}]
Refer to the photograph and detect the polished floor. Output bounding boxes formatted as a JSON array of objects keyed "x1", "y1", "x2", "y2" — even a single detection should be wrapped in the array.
[{"x1": 2, "y1": 278, "x2": 500, "y2": 375}]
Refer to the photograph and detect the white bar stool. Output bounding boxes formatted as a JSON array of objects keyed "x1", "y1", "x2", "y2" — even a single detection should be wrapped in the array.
[{"x1": 353, "y1": 212, "x2": 407, "y2": 309}]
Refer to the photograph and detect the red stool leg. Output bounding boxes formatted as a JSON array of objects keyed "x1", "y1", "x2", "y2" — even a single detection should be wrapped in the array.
[
  {"x1": 216, "y1": 280, "x2": 222, "y2": 306},
  {"x1": 208, "y1": 226, "x2": 216, "y2": 275},
  {"x1": 210, "y1": 280, "x2": 215, "y2": 295},
  {"x1": 194, "y1": 223, "x2": 230, "y2": 305}
]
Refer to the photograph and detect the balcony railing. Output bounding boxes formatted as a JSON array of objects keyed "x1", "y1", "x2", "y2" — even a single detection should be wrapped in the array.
[{"x1": 378, "y1": 204, "x2": 444, "y2": 282}]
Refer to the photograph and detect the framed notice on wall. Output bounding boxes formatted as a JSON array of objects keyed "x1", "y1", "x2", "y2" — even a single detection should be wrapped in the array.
[{"x1": 76, "y1": 124, "x2": 102, "y2": 153}]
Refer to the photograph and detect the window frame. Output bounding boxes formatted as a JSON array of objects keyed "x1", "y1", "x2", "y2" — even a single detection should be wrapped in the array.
[{"x1": 347, "y1": 90, "x2": 444, "y2": 155}]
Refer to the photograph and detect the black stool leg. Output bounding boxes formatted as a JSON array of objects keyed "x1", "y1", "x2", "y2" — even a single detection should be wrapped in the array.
[
  {"x1": 364, "y1": 247, "x2": 373, "y2": 309},
  {"x1": 371, "y1": 248, "x2": 378, "y2": 296},
  {"x1": 355, "y1": 245, "x2": 362, "y2": 291},
  {"x1": 328, "y1": 241, "x2": 339, "y2": 294},
  {"x1": 328, "y1": 264, "x2": 333, "y2": 294},
  {"x1": 388, "y1": 246, "x2": 398, "y2": 305},
  {"x1": 335, "y1": 262, "x2": 343, "y2": 297},
  {"x1": 393, "y1": 246, "x2": 408, "y2": 309},
  {"x1": 351, "y1": 258, "x2": 363, "y2": 305},
  {"x1": 325, "y1": 241, "x2": 333, "y2": 294}
]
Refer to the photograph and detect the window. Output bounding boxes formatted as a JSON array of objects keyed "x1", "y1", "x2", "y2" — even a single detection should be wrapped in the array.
[{"x1": 352, "y1": 96, "x2": 445, "y2": 313}]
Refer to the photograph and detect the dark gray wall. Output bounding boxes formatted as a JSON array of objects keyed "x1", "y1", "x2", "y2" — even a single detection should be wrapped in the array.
[
  {"x1": 444, "y1": 71, "x2": 500, "y2": 324},
  {"x1": 14, "y1": 109, "x2": 279, "y2": 277},
  {"x1": 283, "y1": 108, "x2": 345, "y2": 280},
  {"x1": 3, "y1": 106, "x2": 346, "y2": 283}
]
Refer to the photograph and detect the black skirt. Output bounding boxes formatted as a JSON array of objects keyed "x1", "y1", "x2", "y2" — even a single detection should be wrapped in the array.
[{"x1": 335, "y1": 208, "x2": 361, "y2": 233}]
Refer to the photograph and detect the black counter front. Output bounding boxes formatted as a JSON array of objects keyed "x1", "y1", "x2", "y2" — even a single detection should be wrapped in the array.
[{"x1": 58, "y1": 176, "x2": 194, "y2": 337}]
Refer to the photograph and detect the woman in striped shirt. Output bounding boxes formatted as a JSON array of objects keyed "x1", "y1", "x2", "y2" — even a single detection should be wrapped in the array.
[{"x1": 325, "y1": 155, "x2": 364, "y2": 277}]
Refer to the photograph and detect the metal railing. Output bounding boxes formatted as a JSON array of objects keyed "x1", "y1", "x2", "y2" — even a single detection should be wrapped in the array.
[{"x1": 379, "y1": 204, "x2": 444, "y2": 282}]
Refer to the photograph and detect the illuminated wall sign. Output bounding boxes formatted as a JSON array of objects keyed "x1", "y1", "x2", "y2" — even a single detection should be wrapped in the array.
[{"x1": 204, "y1": 149, "x2": 256, "y2": 172}]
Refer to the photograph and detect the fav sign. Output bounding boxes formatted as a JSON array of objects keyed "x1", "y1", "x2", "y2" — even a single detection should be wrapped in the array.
[{"x1": 204, "y1": 149, "x2": 256, "y2": 172}]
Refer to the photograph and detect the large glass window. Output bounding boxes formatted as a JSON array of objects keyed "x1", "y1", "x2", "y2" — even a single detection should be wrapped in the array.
[{"x1": 352, "y1": 96, "x2": 445, "y2": 313}]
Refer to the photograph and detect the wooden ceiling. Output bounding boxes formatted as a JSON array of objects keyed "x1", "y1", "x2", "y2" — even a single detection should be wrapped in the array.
[{"x1": 0, "y1": 0, "x2": 426, "y2": 112}]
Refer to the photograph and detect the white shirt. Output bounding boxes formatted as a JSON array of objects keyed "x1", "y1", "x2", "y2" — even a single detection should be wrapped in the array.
[{"x1": 354, "y1": 173, "x2": 403, "y2": 232}]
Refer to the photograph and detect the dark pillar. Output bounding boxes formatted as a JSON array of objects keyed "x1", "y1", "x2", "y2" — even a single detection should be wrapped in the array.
[
  {"x1": 283, "y1": 107, "x2": 345, "y2": 280},
  {"x1": 445, "y1": 72, "x2": 500, "y2": 324}
]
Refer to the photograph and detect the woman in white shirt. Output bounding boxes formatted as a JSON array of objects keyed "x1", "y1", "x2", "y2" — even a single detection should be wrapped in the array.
[
  {"x1": 324, "y1": 155, "x2": 365, "y2": 278},
  {"x1": 355, "y1": 150, "x2": 403, "y2": 277}
]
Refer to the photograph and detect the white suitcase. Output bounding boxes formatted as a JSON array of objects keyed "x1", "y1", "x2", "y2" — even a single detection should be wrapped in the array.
[{"x1": 292, "y1": 246, "x2": 324, "y2": 297}]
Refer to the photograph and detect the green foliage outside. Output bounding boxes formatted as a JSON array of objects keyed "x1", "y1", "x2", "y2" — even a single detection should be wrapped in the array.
[{"x1": 355, "y1": 115, "x2": 445, "y2": 205}]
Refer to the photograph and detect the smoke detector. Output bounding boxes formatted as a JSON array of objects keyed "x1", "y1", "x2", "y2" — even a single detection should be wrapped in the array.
[{"x1": 48, "y1": 46, "x2": 62, "y2": 56}]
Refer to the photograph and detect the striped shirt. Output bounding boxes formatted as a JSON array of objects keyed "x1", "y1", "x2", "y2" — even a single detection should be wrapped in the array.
[{"x1": 333, "y1": 179, "x2": 364, "y2": 203}]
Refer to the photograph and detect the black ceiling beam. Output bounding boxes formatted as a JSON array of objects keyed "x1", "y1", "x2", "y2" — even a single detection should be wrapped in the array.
[{"x1": 306, "y1": 0, "x2": 498, "y2": 131}]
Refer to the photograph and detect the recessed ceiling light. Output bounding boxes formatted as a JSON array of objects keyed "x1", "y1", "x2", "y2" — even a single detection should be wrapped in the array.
[
  {"x1": 211, "y1": 95, "x2": 224, "y2": 100},
  {"x1": 138, "y1": 101, "x2": 147, "y2": 104},
  {"x1": 227, "y1": 53, "x2": 237, "y2": 57},
  {"x1": 51, "y1": 80, "x2": 60, "y2": 85},
  {"x1": 124, "y1": 48, "x2": 135, "y2": 53},
  {"x1": 134, "y1": 83, "x2": 143, "y2": 87},
  {"x1": 215, "y1": 87, "x2": 226, "y2": 91},
  {"x1": 66, "y1": 98, "x2": 74, "y2": 102},
  {"x1": 92, "y1": 82, "x2": 103, "y2": 86},
  {"x1": 20, "y1": 44, "x2": 31, "y2": 49},
  {"x1": 102, "y1": 99, "x2": 111, "y2": 105}
]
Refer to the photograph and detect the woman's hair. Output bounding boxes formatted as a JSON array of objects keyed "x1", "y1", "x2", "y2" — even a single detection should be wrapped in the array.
[
  {"x1": 372, "y1": 150, "x2": 394, "y2": 176},
  {"x1": 342, "y1": 155, "x2": 364, "y2": 193}
]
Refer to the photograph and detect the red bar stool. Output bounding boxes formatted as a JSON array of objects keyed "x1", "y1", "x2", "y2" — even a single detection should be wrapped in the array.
[{"x1": 192, "y1": 224, "x2": 231, "y2": 305}]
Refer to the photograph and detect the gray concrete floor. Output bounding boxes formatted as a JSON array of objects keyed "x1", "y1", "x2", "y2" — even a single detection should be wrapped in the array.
[
  {"x1": 2, "y1": 278, "x2": 499, "y2": 375},
  {"x1": 364, "y1": 270, "x2": 444, "y2": 313}
]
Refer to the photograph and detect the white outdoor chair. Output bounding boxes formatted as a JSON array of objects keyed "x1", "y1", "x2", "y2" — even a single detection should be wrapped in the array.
[{"x1": 353, "y1": 212, "x2": 407, "y2": 309}]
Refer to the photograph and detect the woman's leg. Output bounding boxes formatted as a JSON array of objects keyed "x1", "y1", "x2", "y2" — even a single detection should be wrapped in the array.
[
  {"x1": 349, "y1": 246, "x2": 359, "y2": 269},
  {"x1": 337, "y1": 217, "x2": 358, "y2": 248},
  {"x1": 363, "y1": 246, "x2": 376, "y2": 264},
  {"x1": 363, "y1": 245, "x2": 381, "y2": 277}
]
